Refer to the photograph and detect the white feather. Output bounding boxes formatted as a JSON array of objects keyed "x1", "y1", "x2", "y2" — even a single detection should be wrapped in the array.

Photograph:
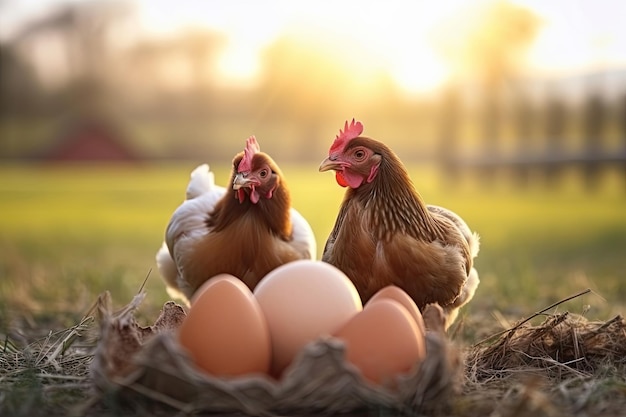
[
  {"x1": 155, "y1": 164, "x2": 226, "y2": 303},
  {"x1": 185, "y1": 163, "x2": 216, "y2": 199},
  {"x1": 155, "y1": 241, "x2": 186, "y2": 301},
  {"x1": 289, "y1": 207, "x2": 317, "y2": 260}
]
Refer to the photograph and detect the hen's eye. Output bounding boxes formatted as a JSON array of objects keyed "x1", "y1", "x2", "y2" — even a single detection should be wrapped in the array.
[
  {"x1": 259, "y1": 169, "x2": 268, "y2": 178},
  {"x1": 354, "y1": 150, "x2": 366, "y2": 160}
]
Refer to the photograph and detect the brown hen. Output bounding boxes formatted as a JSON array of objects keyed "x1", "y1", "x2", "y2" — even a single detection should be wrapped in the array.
[
  {"x1": 156, "y1": 136, "x2": 316, "y2": 305},
  {"x1": 319, "y1": 119, "x2": 479, "y2": 329}
]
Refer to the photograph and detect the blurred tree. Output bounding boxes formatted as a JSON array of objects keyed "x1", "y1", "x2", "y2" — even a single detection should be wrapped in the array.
[
  {"x1": 512, "y1": 92, "x2": 534, "y2": 186},
  {"x1": 8, "y1": 0, "x2": 135, "y2": 118},
  {"x1": 583, "y1": 94, "x2": 606, "y2": 189},
  {"x1": 256, "y1": 31, "x2": 387, "y2": 158},
  {"x1": 434, "y1": 0, "x2": 542, "y2": 86},
  {"x1": 0, "y1": 43, "x2": 44, "y2": 117},
  {"x1": 437, "y1": 86, "x2": 462, "y2": 183},
  {"x1": 128, "y1": 29, "x2": 232, "y2": 160},
  {"x1": 124, "y1": 29, "x2": 226, "y2": 118},
  {"x1": 543, "y1": 96, "x2": 567, "y2": 186},
  {"x1": 433, "y1": 0, "x2": 542, "y2": 181},
  {"x1": 622, "y1": 94, "x2": 626, "y2": 188}
]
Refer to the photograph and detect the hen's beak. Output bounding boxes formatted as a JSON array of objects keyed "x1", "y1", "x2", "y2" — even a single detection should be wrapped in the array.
[
  {"x1": 319, "y1": 156, "x2": 343, "y2": 172},
  {"x1": 233, "y1": 173, "x2": 255, "y2": 190}
]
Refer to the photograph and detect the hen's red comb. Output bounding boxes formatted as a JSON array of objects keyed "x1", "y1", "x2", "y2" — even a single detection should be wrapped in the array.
[
  {"x1": 238, "y1": 135, "x2": 260, "y2": 173},
  {"x1": 330, "y1": 119, "x2": 363, "y2": 153}
]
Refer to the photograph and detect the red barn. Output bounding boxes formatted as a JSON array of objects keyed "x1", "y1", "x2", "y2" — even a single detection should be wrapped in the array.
[{"x1": 45, "y1": 119, "x2": 140, "y2": 162}]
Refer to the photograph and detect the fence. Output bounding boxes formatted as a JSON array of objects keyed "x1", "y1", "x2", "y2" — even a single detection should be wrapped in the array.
[{"x1": 437, "y1": 87, "x2": 626, "y2": 190}]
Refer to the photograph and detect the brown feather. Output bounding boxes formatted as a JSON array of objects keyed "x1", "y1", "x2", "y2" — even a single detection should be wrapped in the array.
[
  {"x1": 182, "y1": 152, "x2": 301, "y2": 294},
  {"x1": 208, "y1": 152, "x2": 293, "y2": 241},
  {"x1": 179, "y1": 212, "x2": 302, "y2": 293},
  {"x1": 323, "y1": 136, "x2": 474, "y2": 311}
]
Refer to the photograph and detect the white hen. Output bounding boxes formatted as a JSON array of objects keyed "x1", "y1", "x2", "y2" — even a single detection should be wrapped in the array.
[{"x1": 156, "y1": 141, "x2": 316, "y2": 304}]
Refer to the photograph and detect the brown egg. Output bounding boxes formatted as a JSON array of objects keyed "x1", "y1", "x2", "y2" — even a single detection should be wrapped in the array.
[
  {"x1": 333, "y1": 299, "x2": 426, "y2": 386},
  {"x1": 366, "y1": 285, "x2": 426, "y2": 337},
  {"x1": 253, "y1": 260, "x2": 362, "y2": 377},
  {"x1": 178, "y1": 274, "x2": 271, "y2": 377}
]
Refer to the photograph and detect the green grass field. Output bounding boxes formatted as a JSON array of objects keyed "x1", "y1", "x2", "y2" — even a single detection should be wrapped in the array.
[
  {"x1": 1, "y1": 163, "x2": 625, "y2": 329},
  {"x1": 1, "y1": 162, "x2": 625, "y2": 415}
]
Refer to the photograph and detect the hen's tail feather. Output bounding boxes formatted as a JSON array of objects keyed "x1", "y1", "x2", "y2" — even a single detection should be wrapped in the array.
[
  {"x1": 427, "y1": 204, "x2": 480, "y2": 258},
  {"x1": 469, "y1": 232, "x2": 480, "y2": 258},
  {"x1": 289, "y1": 208, "x2": 317, "y2": 260},
  {"x1": 157, "y1": 164, "x2": 214, "y2": 288},
  {"x1": 155, "y1": 242, "x2": 181, "y2": 293},
  {"x1": 186, "y1": 164, "x2": 216, "y2": 199},
  {"x1": 443, "y1": 266, "x2": 480, "y2": 330},
  {"x1": 155, "y1": 242, "x2": 190, "y2": 304}
]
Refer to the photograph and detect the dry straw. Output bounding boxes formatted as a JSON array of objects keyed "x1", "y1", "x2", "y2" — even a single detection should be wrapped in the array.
[
  {"x1": 0, "y1": 310, "x2": 96, "y2": 416},
  {"x1": 462, "y1": 289, "x2": 626, "y2": 417},
  {"x1": 3, "y1": 288, "x2": 625, "y2": 417}
]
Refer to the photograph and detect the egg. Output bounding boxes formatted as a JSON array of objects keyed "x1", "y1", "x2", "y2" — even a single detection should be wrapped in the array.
[
  {"x1": 178, "y1": 274, "x2": 271, "y2": 377},
  {"x1": 253, "y1": 260, "x2": 362, "y2": 376},
  {"x1": 333, "y1": 298, "x2": 426, "y2": 386},
  {"x1": 366, "y1": 285, "x2": 426, "y2": 337}
]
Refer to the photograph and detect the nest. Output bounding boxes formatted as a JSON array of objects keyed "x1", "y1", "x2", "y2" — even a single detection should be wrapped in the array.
[
  {"x1": 84, "y1": 292, "x2": 462, "y2": 416},
  {"x1": 461, "y1": 294, "x2": 626, "y2": 417},
  {"x1": 468, "y1": 312, "x2": 626, "y2": 380}
]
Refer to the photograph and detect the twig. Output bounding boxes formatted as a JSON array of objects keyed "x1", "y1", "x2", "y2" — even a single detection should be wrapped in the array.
[
  {"x1": 511, "y1": 349, "x2": 588, "y2": 378},
  {"x1": 137, "y1": 269, "x2": 152, "y2": 295},
  {"x1": 0, "y1": 334, "x2": 20, "y2": 355},
  {"x1": 35, "y1": 330, "x2": 54, "y2": 366},
  {"x1": 474, "y1": 289, "x2": 593, "y2": 347},
  {"x1": 36, "y1": 373, "x2": 87, "y2": 381},
  {"x1": 44, "y1": 316, "x2": 93, "y2": 368}
]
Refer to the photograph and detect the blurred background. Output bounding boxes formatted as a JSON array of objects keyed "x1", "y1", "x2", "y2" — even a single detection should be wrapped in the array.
[
  {"x1": 1, "y1": 0, "x2": 625, "y2": 168},
  {"x1": 1, "y1": 0, "x2": 625, "y2": 333}
]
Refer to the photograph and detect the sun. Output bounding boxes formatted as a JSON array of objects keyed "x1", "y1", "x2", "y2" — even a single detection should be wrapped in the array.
[
  {"x1": 383, "y1": 42, "x2": 451, "y2": 95},
  {"x1": 275, "y1": 3, "x2": 456, "y2": 95},
  {"x1": 390, "y1": 60, "x2": 450, "y2": 95},
  {"x1": 215, "y1": 38, "x2": 262, "y2": 88}
]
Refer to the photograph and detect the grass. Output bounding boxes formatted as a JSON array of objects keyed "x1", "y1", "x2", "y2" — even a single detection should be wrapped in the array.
[{"x1": 0, "y1": 162, "x2": 625, "y2": 416}]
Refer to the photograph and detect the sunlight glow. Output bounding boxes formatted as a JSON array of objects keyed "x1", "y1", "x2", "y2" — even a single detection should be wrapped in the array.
[
  {"x1": 390, "y1": 59, "x2": 450, "y2": 95},
  {"x1": 278, "y1": 1, "x2": 461, "y2": 94},
  {"x1": 7, "y1": 0, "x2": 626, "y2": 93},
  {"x1": 215, "y1": 38, "x2": 262, "y2": 88},
  {"x1": 134, "y1": 0, "x2": 464, "y2": 93},
  {"x1": 130, "y1": 0, "x2": 626, "y2": 92}
]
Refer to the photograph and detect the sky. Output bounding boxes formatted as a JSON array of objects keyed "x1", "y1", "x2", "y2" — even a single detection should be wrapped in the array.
[{"x1": 1, "y1": 0, "x2": 626, "y2": 93}]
